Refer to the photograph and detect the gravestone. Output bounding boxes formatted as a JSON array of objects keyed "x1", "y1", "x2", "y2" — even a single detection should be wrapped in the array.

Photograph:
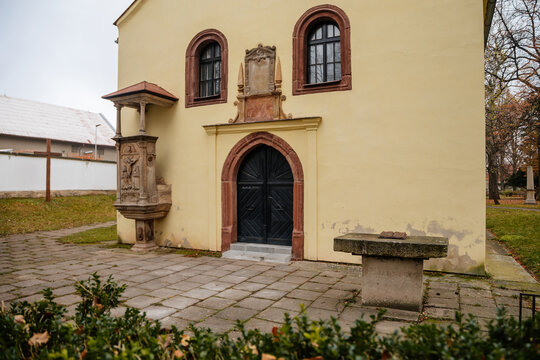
[{"x1": 525, "y1": 165, "x2": 536, "y2": 205}]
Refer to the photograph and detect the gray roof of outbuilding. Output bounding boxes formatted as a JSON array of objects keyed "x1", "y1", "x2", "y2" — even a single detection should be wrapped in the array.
[{"x1": 0, "y1": 95, "x2": 115, "y2": 146}]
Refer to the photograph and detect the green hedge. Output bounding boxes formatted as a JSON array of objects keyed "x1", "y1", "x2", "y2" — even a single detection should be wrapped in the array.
[{"x1": 0, "y1": 274, "x2": 538, "y2": 359}]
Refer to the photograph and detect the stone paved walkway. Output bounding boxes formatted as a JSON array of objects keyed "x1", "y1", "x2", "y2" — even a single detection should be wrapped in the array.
[{"x1": 1, "y1": 223, "x2": 539, "y2": 336}]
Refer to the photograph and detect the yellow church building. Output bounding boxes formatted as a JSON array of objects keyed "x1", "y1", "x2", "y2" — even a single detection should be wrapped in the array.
[{"x1": 105, "y1": 0, "x2": 495, "y2": 275}]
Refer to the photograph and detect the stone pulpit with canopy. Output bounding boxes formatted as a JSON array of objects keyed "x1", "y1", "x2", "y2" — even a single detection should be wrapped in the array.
[{"x1": 103, "y1": 81, "x2": 178, "y2": 250}]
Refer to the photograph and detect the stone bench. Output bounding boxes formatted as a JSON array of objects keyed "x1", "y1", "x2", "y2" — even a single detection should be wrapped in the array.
[{"x1": 334, "y1": 233, "x2": 448, "y2": 311}]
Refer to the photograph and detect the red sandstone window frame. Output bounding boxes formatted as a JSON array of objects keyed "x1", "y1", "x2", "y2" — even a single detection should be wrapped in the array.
[
  {"x1": 292, "y1": 4, "x2": 351, "y2": 95},
  {"x1": 185, "y1": 29, "x2": 228, "y2": 107}
]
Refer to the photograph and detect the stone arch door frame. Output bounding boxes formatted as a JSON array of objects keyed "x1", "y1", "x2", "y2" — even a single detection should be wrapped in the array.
[{"x1": 221, "y1": 131, "x2": 304, "y2": 260}]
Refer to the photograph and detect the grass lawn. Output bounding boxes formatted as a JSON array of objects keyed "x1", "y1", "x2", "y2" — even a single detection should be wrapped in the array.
[
  {"x1": 486, "y1": 208, "x2": 540, "y2": 279},
  {"x1": 486, "y1": 198, "x2": 540, "y2": 209},
  {"x1": 59, "y1": 225, "x2": 117, "y2": 244},
  {"x1": 0, "y1": 195, "x2": 116, "y2": 235},
  {"x1": 487, "y1": 203, "x2": 540, "y2": 209}
]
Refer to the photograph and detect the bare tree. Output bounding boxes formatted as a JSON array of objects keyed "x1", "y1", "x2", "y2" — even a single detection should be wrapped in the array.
[
  {"x1": 506, "y1": 124, "x2": 525, "y2": 175},
  {"x1": 485, "y1": 26, "x2": 516, "y2": 203},
  {"x1": 496, "y1": 0, "x2": 540, "y2": 198}
]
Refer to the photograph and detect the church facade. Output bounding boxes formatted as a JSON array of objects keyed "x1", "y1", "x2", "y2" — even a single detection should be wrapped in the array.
[{"x1": 111, "y1": 0, "x2": 491, "y2": 274}]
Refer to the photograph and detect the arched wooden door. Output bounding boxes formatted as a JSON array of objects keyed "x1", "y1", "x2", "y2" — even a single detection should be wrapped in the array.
[{"x1": 236, "y1": 145, "x2": 293, "y2": 246}]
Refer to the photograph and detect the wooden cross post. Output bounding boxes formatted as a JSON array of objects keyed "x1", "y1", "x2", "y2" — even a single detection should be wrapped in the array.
[{"x1": 34, "y1": 139, "x2": 62, "y2": 202}]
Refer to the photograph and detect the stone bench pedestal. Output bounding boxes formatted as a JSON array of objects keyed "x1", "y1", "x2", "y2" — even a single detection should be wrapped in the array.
[{"x1": 334, "y1": 233, "x2": 448, "y2": 312}]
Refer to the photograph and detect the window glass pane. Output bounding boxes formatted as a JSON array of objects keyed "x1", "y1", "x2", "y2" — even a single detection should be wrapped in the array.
[
  {"x1": 214, "y1": 44, "x2": 221, "y2": 58},
  {"x1": 327, "y1": 64, "x2": 334, "y2": 82},
  {"x1": 335, "y1": 42, "x2": 341, "y2": 62},
  {"x1": 334, "y1": 26, "x2": 340, "y2": 36},
  {"x1": 327, "y1": 24, "x2": 334, "y2": 38},
  {"x1": 200, "y1": 81, "x2": 205, "y2": 97},
  {"x1": 214, "y1": 61, "x2": 221, "y2": 79},
  {"x1": 315, "y1": 26, "x2": 322, "y2": 40},
  {"x1": 309, "y1": 46, "x2": 316, "y2": 65},
  {"x1": 335, "y1": 63, "x2": 341, "y2": 80},
  {"x1": 326, "y1": 43, "x2": 334, "y2": 63},
  {"x1": 316, "y1": 44, "x2": 324, "y2": 64},
  {"x1": 316, "y1": 64, "x2": 323, "y2": 83},
  {"x1": 215, "y1": 79, "x2": 220, "y2": 95},
  {"x1": 309, "y1": 65, "x2": 316, "y2": 84}
]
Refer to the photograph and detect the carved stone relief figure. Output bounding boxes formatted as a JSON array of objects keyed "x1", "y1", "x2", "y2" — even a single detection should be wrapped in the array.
[
  {"x1": 121, "y1": 156, "x2": 138, "y2": 190},
  {"x1": 120, "y1": 143, "x2": 142, "y2": 202},
  {"x1": 131, "y1": 160, "x2": 140, "y2": 190}
]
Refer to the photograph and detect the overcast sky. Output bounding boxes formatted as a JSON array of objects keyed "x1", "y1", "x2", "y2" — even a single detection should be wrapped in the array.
[{"x1": 0, "y1": 0, "x2": 133, "y2": 126}]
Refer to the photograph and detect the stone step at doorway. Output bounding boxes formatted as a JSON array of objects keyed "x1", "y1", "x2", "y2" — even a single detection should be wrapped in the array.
[{"x1": 222, "y1": 243, "x2": 291, "y2": 263}]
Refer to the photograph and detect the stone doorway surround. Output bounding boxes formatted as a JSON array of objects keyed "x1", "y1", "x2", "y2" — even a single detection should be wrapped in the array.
[{"x1": 203, "y1": 117, "x2": 321, "y2": 260}]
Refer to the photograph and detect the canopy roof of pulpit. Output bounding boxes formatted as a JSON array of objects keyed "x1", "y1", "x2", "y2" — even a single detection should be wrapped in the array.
[
  {"x1": 102, "y1": 81, "x2": 178, "y2": 108},
  {"x1": 102, "y1": 81, "x2": 178, "y2": 135}
]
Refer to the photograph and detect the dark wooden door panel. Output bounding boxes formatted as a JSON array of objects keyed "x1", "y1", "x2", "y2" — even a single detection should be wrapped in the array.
[
  {"x1": 267, "y1": 147, "x2": 294, "y2": 183},
  {"x1": 267, "y1": 185, "x2": 293, "y2": 245},
  {"x1": 238, "y1": 147, "x2": 265, "y2": 182},
  {"x1": 237, "y1": 145, "x2": 293, "y2": 246},
  {"x1": 237, "y1": 185, "x2": 265, "y2": 243}
]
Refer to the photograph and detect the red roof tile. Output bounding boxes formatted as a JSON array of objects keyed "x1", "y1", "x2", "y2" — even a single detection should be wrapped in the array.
[{"x1": 102, "y1": 81, "x2": 178, "y2": 101}]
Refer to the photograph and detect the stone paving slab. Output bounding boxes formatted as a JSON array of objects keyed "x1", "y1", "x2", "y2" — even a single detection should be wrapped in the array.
[{"x1": 1, "y1": 224, "x2": 539, "y2": 337}]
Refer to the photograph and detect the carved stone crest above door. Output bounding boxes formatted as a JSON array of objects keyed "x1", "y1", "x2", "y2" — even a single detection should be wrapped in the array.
[{"x1": 230, "y1": 44, "x2": 292, "y2": 123}]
